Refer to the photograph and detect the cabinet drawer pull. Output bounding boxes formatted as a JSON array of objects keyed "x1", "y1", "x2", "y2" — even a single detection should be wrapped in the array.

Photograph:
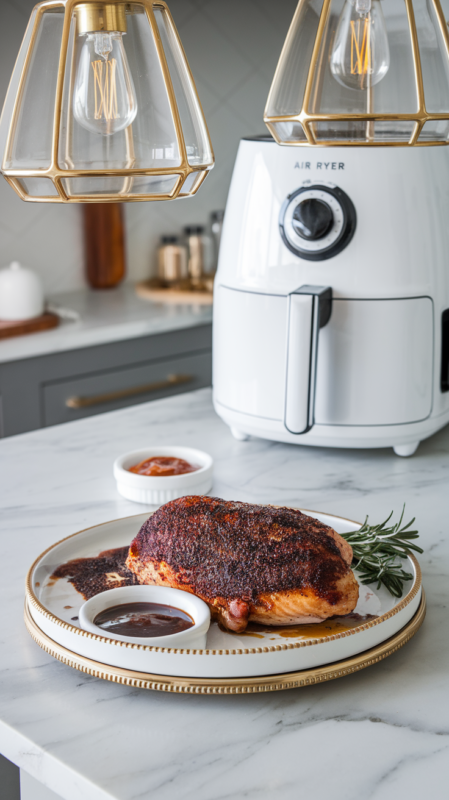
[{"x1": 65, "y1": 373, "x2": 193, "y2": 409}]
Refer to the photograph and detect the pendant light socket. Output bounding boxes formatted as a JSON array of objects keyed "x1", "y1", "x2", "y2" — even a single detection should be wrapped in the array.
[{"x1": 75, "y1": 3, "x2": 127, "y2": 35}]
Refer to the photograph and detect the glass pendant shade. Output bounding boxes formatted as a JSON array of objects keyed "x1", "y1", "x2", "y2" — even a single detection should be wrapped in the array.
[
  {"x1": 0, "y1": 1, "x2": 214, "y2": 202},
  {"x1": 264, "y1": 0, "x2": 449, "y2": 146}
]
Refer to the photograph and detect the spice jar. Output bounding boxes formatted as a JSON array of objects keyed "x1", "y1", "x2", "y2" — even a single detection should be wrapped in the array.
[
  {"x1": 184, "y1": 226, "x2": 205, "y2": 285},
  {"x1": 157, "y1": 236, "x2": 188, "y2": 285},
  {"x1": 210, "y1": 210, "x2": 224, "y2": 271}
]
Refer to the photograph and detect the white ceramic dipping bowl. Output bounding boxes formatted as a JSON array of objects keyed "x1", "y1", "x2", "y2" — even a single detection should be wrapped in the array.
[
  {"x1": 113, "y1": 446, "x2": 213, "y2": 505},
  {"x1": 79, "y1": 585, "x2": 211, "y2": 649}
]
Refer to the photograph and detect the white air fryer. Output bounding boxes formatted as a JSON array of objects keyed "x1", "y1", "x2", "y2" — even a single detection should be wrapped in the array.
[
  {"x1": 213, "y1": 140, "x2": 449, "y2": 456},
  {"x1": 212, "y1": 0, "x2": 449, "y2": 457}
]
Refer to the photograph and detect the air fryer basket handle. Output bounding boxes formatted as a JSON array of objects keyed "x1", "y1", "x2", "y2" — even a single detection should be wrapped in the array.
[{"x1": 284, "y1": 286, "x2": 332, "y2": 435}]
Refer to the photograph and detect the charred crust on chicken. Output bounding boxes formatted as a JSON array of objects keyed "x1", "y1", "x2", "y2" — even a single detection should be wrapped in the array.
[{"x1": 126, "y1": 496, "x2": 359, "y2": 632}]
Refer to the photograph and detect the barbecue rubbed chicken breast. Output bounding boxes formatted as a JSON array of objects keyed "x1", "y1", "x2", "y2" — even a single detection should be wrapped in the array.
[{"x1": 126, "y1": 496, "x2": 359, "y2": 632}]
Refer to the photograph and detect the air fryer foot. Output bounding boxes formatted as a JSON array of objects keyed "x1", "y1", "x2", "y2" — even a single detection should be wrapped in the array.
[
  {"x1": 393, "y1": 442, "x2": 420, "y2": 457},
  {"x1": 231, "y1": 427, "x2": 250, "y2": 441}
]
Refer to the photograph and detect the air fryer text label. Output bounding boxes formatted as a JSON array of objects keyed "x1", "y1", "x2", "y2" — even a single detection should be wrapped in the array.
[{"x1": 295, "y1": 162, "x2": 345, "y2": 170}]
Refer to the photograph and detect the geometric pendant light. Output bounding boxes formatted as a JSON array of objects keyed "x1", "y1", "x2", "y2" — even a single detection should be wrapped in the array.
[
  {"x1": 0, "y1": 1, "x2": 214, "y2": 202},
  {"x1": 265, "y1": 0, "x2": 449, "y2": 147}
]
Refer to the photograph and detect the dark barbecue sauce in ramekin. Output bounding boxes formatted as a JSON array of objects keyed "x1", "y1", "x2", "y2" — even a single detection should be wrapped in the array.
[{"x1": 93, "y1": 601, "x2": 194, "y2": 638}]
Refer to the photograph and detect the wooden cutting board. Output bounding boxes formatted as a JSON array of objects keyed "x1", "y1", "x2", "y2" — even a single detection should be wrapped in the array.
[
  {"x1": 0, "y1": 312, "x2": 59, "y2": 340},
  {"x1": 136, "y1": 281, "x2": 213, "y2": 305}
]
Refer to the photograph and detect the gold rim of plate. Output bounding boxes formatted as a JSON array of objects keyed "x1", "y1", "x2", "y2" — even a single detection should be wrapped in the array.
[
  {"x1": 25, "y1": 510, "x2": 422, "y2": 657},
  {"x1": 24, "y1": 593, "x2": 426, "y2": 694}
]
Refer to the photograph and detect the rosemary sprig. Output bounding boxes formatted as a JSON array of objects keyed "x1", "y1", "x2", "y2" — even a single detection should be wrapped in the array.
[{"x1": 340, "y1": 506, "x2": 423, "y2": 598}]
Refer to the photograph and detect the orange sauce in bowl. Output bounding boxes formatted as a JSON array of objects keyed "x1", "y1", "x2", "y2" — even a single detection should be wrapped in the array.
[{"x1": 128, "y1": 456, "x2": 200, "y2": 477}]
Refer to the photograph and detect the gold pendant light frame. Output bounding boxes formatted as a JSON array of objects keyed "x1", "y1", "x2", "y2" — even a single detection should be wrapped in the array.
[
  {"x1": 1, "y1": 0, "x2": 214, "y2": 202},
  {"x1": 264, "y1": 0, "x2": 449, "y2": 148}
]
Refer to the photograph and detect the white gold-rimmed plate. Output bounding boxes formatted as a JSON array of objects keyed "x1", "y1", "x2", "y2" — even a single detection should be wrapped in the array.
[{"x1": 26, "y1": 511, "x2": 422, "y2": 679}]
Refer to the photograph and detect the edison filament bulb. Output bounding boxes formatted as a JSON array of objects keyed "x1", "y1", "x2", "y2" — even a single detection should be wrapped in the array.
[
  {"x1": 330, "y1": 0, "x2": 390, "y2": 91},
  {"x1": 73, "y1": 7, "x2": 137, "y2": 136}
]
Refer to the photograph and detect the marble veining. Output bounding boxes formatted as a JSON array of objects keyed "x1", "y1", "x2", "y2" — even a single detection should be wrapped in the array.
[{"x1": 0, "y1": 388, "x2": 448, "y2": 799}]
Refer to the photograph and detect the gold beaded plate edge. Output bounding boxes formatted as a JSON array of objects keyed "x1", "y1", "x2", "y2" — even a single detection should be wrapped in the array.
[
  {"x1": 25, "y1": 510, "x2": 423, "y2": 678},
  {"x1": 24, "y1": 592, "x2": 426, "y2": 694}
]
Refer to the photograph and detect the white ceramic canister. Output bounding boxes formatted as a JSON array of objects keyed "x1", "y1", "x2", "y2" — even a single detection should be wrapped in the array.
[{"x1": 0, "y1": 261, "x2": 44, "y2": 320}]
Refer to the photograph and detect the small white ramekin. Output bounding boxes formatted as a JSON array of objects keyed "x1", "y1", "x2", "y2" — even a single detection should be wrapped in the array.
[
  {"x1": 79, "y1": 585, "x2": 211, "y2": 649},
  {"x1": 113, "y1": 446, "x2": 213, "y2": 505}
]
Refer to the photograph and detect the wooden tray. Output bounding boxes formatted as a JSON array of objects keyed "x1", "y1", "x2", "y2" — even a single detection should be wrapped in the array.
[
  {"x1": 136, "y1": 281, "x2": 213, "y2": 305},
  {"x1": 0, "y1": 312, "x2": 59, "y2": 340},
  {"x1": 24, "y1": 592, "x2": 426, "y2": 694}
]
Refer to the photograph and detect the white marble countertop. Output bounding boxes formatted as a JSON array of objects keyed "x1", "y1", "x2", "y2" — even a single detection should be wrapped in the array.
[
  {"x1": 0, "y1": 388, "x2": 447, "y2": 800},
  {"x1": 0, "y1": 285, "x2": 212, "y2": 364}
]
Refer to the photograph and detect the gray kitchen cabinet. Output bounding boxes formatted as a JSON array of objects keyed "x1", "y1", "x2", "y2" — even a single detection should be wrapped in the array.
[
  {"x1": 0, "y1": 324, "x2": 212, "y2": 437},
  {"x1": 0, "y1": 754, "x2": 19, "y2": 800}
]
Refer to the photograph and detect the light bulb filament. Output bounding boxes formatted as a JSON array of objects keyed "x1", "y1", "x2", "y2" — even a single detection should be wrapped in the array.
[
  {"x1": 350, "y1": 19, "x2": 371, "y2": 80},
  {"x1": 330, "y1": 0, "x2": 389, "y2": 92},
  {"x1": 92, "y1": 58, "x2": 119, "y2": 121},
  {"x1": 73, "y1": 29, "x2": 137, "y2": 135}
]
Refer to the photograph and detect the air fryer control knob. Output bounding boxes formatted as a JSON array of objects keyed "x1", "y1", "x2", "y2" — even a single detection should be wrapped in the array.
[
  {"x1": 292, "y1": 198, "x2": 334, "y2": 241},
  {"x1": 279, "y1": 184, "x2": 357, "y2": 261}
]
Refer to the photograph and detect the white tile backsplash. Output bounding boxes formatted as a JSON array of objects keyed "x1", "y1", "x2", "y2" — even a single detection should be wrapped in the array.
[{"x1": 0, "y1": 0, "x2": 297, "y2": 293}]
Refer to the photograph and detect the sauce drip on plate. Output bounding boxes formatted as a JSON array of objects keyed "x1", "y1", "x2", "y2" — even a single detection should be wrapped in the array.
[
  {"x1": 237, "y1": 613, "x2": 378, "y2": 639},
  {"x1": 128, "y1": 456, "x2": 200, "y2": 477},
  {"x1": 94, "y1": 601, "x2": 194, "y2": 638},
  {"x1": 51, "y1": 546, "x2": 138, "y2": 599}
]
